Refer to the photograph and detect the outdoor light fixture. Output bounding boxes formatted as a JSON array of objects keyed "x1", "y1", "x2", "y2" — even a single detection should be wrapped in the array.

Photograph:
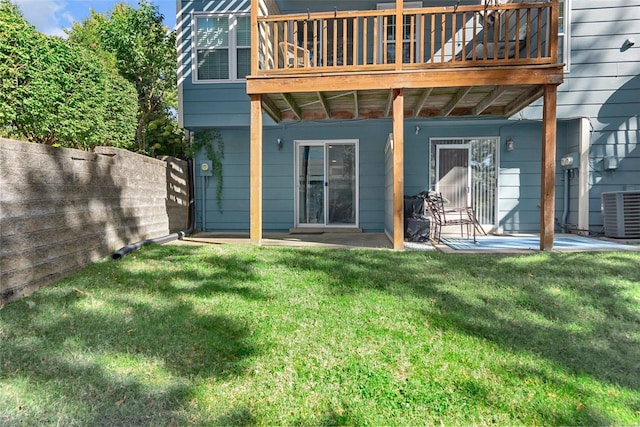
[
  {"x1": 505, "y1": 138, "x2": 515, "y2": 152},
  {"x1": 415, "y1": 126, "x2": 421, "y2": 135},
  {"x1": 622, "y1": 38, "x2": 635, "y2": 50},
  {"x1": 277, "y1": 138, "x2": 282, "y2": 150}
]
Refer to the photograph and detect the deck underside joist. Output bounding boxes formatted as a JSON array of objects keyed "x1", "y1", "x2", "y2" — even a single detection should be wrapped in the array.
[{"x1": 247, "y1": 65, "x2": 563, "y2": 123}]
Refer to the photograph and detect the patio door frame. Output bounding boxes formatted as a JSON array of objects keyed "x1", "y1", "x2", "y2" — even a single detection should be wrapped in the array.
[
  {"x1": 294, "y1": 139, "x2": 360, "y2": 228},
  {"x1": 430, "y1": 137, "x2": 500, "y2": 230}
]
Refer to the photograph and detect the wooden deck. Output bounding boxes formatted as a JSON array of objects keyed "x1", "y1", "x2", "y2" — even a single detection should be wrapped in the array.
[
  {"x1": 247, "y1": 1, "x2": 562, "y2": 123},
  {"x1": 247, "y1": 0, "x2": 563, "y2": 251},
  {"x1": 247, "y1": 65, "x2": 562, "y2": 122}
]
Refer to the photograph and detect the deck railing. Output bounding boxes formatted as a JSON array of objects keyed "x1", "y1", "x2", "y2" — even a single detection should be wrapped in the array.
[{"x1": 255, "y1": 2, "x2": 558, "y2": 74}]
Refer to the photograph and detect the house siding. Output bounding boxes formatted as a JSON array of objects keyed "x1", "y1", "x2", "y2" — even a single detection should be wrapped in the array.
[
  {"x1": 178, "y1": 0, "x2": 255, "y2": 129},
  {"x1": 193, "y1": 119, "x2": 571, "y2": 233},
  {"x1": 195, "y1": 122, "x2": 388, "y2": 232},
  {"x1": 180, "y1": 0, "x2": 638, "y2": 236},
  {"x1": 521, "y1": 0, "x2": 640, "y2": 232},
  {"x1": 277, "y1": 0, "x2": 482, "y2": 12}
]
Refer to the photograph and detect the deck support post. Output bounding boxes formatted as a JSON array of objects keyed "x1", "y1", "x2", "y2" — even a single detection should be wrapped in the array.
[
  {"x1": 540, "y1": 84, "x2": 558, "y2": 250},
  {"x1": 250, "y1": 94, "x2": 263, "y2": 245},
  {"x1": 392, "y1": 88, "x2": 404, "y2": 250}
]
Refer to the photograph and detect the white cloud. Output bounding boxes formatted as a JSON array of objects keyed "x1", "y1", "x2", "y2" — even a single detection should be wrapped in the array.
[{"x1": 13, "y1": 0, "x2": 74, "y2": 38}]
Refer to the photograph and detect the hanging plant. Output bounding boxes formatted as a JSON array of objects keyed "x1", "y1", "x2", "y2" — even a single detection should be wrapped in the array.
[{"x1": 189, "y1": 129, "x2": 224, "y2": 211}]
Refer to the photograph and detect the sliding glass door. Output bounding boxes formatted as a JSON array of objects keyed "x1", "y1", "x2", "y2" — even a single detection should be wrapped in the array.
[
  {"x1": 431, "y1": 137, "x2": 499, "y2": 228},
  {"x1": 295, "y1": 140, "x2": 358, "y2": 227}
]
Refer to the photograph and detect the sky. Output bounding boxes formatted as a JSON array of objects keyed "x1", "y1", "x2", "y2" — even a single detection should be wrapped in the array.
[{"x1": 13, "y1": 0, "x2": 177, "y2": 37}]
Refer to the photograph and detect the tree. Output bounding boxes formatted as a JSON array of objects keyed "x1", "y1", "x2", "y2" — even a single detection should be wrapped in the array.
[
  {"x1": 68, "y1": 1, "x2": 184, "y2": 155},
  {"x1": 0, "y1": 0, "x2": 138, "y2": 149}
]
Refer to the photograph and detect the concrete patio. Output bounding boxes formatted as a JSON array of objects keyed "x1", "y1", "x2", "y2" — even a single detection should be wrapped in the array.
[
  {"x1": 179, "y1": 232, "x2": 394, "y2": 249},
  {"x1": 175, "y1": 232, "x2": 639, "y2": 253}
]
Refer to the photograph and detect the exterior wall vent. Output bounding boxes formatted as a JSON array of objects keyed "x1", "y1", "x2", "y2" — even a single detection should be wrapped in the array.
[{"x1": 601, "y1": 191, "x2": 640, "y2": 238}]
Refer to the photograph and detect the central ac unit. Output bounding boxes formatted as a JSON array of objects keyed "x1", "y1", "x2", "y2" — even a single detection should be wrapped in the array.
[{"x1": 601, "y1": 191, "x2": 640, "y2": 238}]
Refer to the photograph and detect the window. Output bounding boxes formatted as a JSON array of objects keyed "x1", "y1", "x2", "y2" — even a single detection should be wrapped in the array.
[
  {"x1": 377, "y1": 2, "x2": 423, "y2": 64},
  {"x1": 194, "y1": 14, "x2": 251, "y2": 82},
  {"x1": 558, "y1": 0, "x2": 570, "y2": 71}
]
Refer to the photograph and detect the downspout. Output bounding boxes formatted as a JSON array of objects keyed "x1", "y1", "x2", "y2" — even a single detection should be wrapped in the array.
[
  {"x1": 202, "y1": 175, "x2": 207, "y2": 232},
  {"x1": 112, "y1": 158, "x2": 196, "y2": 260},
  {"x1": 561, "y1": 168, "x2": 569, "y2": 233}
]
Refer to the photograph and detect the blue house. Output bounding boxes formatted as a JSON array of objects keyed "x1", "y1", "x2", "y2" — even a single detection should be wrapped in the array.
[{"x1": 177, "y1": 0, "x2": 639, "y2": 250}]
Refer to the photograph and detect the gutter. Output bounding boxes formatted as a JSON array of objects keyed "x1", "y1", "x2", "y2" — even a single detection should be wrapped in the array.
[{"x1": 112, "y1": 158, "x2": 196, "y2": 260}]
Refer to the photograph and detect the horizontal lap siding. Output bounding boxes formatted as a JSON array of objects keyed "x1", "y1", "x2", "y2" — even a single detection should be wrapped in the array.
[
  {"x1": 520, "y1": 0, "x2": 640, "y2": 231},
  {"x1": 180, "y1": 0, "x2": 639, "y2": 235},
  {"x1": 195, "y1": 119, "x2": 572, "y2": 234},
  {"x1": 195, "y1": 129, "x2": 250, "y2": 232},
  {"x1": 403, "y1": 121, "x2": 568, "y2": 234},
  {"x1": 195, "y1": 122, "x2": 390, "y2": 232},
  {"x1": 178, "y1": 0, "x2": 253, "y2": 128}
]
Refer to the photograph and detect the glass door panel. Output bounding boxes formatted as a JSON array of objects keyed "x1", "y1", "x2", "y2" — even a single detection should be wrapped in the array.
[
  {"x1": 436, "y1": 145, "x2": 471, "y2": 209},
  {"x1": 328, "y1": 144, "x2": 356, "y2": 225},
  {"x1": 298, "y1": 145, "x2": 325, "y2": 224},
  {"x1": 296, "y1": 141, "x2": 358, "y2": 227}
]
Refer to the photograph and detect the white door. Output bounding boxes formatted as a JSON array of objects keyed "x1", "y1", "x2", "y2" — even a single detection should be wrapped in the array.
[{"x1": 436, "y1": 144, "x2": 472, "y2": 209}]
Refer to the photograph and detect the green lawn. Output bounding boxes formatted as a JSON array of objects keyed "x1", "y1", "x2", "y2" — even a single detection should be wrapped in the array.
[{"x1": 1, "y1": 244, "x2": 639, "y2": 425}]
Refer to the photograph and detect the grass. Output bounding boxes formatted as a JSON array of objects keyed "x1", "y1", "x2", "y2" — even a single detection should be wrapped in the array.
[{"x1": 1, "y1": 243, "x2": 639, "y2": 425}]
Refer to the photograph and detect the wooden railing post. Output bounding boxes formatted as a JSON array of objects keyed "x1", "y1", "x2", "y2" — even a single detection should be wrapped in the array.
[
  {"x1": 251, "y1": 0, "x2": 259, "y2": 75},
  {"x1": 395, "y1": 0, "x2": 403, "y2": 69},
  {"x1": 549, "y1": 0, "x2": 559, "y2": 64},
  {"x1": 254, "y1": 3, "x2": 559, "y2": 72}
]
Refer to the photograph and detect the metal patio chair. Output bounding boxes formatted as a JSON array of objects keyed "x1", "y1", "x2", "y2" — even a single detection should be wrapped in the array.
[{"x1": 425, "y1": 191, "x2": 485, "y2": 243}]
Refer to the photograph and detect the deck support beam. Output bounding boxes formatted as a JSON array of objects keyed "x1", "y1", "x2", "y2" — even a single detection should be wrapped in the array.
[
  {"x1": 250, "y1": 94, "x2": 263, "y2": 245},
  {"x1": 384, "y1": 90, "x2": 393, "y2": 117},
  {"x1": 504, "y1": 86, "x2": 544, "y2": 118},
  {"x1": 473, "y1": 86, "x2": 506, "y2": 115},
  {"x1": 441, "y1": 86, "x2": 471, "y2": 117},
  {"x1": 392, "y1": 88, "x2": 404, "y2": 250},
  {"x1": 353, "y1": 91, "x2": 359, "y2": 118},
  {"x1": 261, "y1": 95, "x2": 282, "y2": 123},
  {"x1": 317, "y1": 92, "x2": 330, "y2": 119},
  {"x1": 540, "y1": 84, "x2": 558, "y2": 250},
  {"x1": 413, "y1": 88, "x2": 433, "y2": 117},
  {"x1": 282, "y1": 93, "x2": 302, "y2": 120}
]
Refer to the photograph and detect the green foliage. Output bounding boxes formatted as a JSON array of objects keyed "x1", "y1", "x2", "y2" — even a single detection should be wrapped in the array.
[
  {"x1": 0, "y1": 0, "x2": 137, "y2": 149},
  {"x1": 188, "y1": 129, "x2": 225, "y2": 211},
  {"x1": 68, "y1": 1, "x2": 180, "y2": 155},
  {"x1": 145, "y1": 113, "x2": 187, "y2": 158},
  {"x1": 66, "y1": 11, "x2": 117, "y2": 72},
  {"x1": 0, "y1": 0, "x2": 30, "y2": 127}
]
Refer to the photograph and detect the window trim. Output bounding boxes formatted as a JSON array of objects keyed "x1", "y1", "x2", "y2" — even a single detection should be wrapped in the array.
[
  {"x1": 376, "y1": 2, "x2": 423, "y2": 63},
  {"x1": 192, "y1": 12, "x2": 251, "y2": 83},
  {"x1": 559, "y1": 0, "x2": 571, "y2": 72}
]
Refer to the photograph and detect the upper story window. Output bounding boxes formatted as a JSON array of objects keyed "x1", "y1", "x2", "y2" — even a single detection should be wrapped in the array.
[
  {"x1": 377, "y1": 2, "x2": 423, "y2": 63},
  {"x1": 558, "y1": 0, "x2": 570, "y2": 71},
  {"x1": 194, "y1": 13, "x2": 250, "y2": 82}
]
